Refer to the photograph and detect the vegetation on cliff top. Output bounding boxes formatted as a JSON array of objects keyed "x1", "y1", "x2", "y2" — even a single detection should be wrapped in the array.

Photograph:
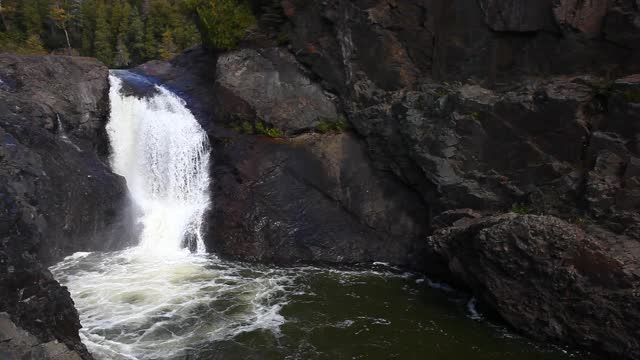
[
  {"x1": 0, "y1": 0, "x2": 256, "y2": 67},
  {"x1": 182, "y1": 0, "x2": 255, "y2": 50}
]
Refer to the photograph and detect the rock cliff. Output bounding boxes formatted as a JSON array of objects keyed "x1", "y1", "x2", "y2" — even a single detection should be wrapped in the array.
[
  {"x1": 137, "y1": 0, "x2": 640, "y2": 358},
  {"x1": 0, "y1": 55, "x2": 135, "y2": 359}
]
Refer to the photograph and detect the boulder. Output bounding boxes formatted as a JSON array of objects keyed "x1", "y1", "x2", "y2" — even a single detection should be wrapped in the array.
[{"x1": 429, "y1": 214, "x2": 640, "y2": 359}]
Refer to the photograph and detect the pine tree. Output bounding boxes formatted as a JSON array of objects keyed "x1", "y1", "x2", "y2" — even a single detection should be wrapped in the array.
[
  {"x1": 94, "y1": 4, "x2": 112, "y2": 66},
  {"x1": 185, "y1": 0, "x2": 256, "y2": 50},
  {"x1": 120, "y1": 1, "x2": 132, "y2": 38},
  {"x1": 142, "y1": 20, "x2": 157, "y2": 60},
  {"x1": 128, "y1": 7, "x2": 145, "y2": 63},
  {"x1": 21, "y1": 0, "x2": 42, "y2": 35},
  {"x1": 110, "y1": 0, "x2": 123, "y2": 41},
  {"x1": 114, "y1": 34, "x2": 130, "y2": 67},
  {"x1": 24, "y1": 33, "x2": 46, "y2": 54},
  {"x1": 159, "y1": 29, "x2": 176, "y2": 60},
  {"x1": 79, "y1": 0, "x2": 97, "y2": 56},
  {"x1": 1, "y1": 0, "x2": 213, "y2": 65}
]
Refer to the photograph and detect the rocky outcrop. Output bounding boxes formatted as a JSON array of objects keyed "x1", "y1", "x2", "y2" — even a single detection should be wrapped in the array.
[
  {"x1": 137, "y1": 0, "x2": 640, "y2": 357},
  {"x1": 251, "y1": 0, "x2": 640, "y2": 357},
  {"x1": 281, "y1": 0, "x2": 639, "y2": 88},
  {"x1": 0, "y1": 312, "x2": 83, "y2": 360},
  {"x1": 215, "y1": 48, "x2": 338, "y2": 134},
  {"x1": 136, "y1": 48, "x2": 430, "y2": 267},
  {"x1": 270, "y1": 0, "x2": 640, "y2": 240},
  {"x1": 429, "y1": 214, "x2": 640, "y2": 360},
  {"x1": 209, "y1": 131, "x2": 428, "y2": 266},
  {"x1": 0, "y1": 55, "x2": 135, "y2": 359},
  {"x1": 0, "y1": 55, "x2": 136, "y2": 263}
]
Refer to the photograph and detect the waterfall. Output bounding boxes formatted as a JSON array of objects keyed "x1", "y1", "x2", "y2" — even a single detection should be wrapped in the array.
[{"x1": 106, "y1": 72, "x2": 211, "y2": 255}]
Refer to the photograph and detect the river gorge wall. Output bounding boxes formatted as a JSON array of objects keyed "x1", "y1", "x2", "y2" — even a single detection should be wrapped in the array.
[
  {"x1": 1, "y1": 0, "x2": 639, "y2": 359},
  {"x1": 0, "y1": 55, "x2": 136, "y2": 359},
  {"x1": 136, "y1": 0, "x2": 640, "y2": 358}
]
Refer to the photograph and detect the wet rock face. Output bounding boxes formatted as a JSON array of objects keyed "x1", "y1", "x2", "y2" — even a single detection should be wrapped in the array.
[
  {"x1": 0, "y1": 55, "x2": 135, "y2": 359},
  {"x1": 429, "y1": 214, "x2": 640, "y2": 360}
]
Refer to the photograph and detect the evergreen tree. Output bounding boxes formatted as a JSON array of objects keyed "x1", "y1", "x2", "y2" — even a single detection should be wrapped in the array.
[
  {"x1": 114, "y1": 34, "x2": 130, "y2": 67},
  {"x1": 184, "y1": 0, "x2": 256, "y2": 50},
  {"x1": 159, "y1": 29, "x2": 176, "y2": 60},
  {"x1": 0, "y1": 0, "x2": 250, "y2": 66},
  {"x1": 79, "y1": 0, "x2": 97, "y2": 56},
  {"x1": 24, "y1": 33, "x2": 46, "y2": 54},
  {"x1": 142, "y1": 20, "x2": 157, "y2": 60},
  {"x1": 21, "y1": 0, "x2": 42, "y2": 35},
  {"x1": 94, "y1": 3, "x2": 112, "y2": 66},
  {"x1": 128, "y1": 7, "x2": 145, "y2": 63}
]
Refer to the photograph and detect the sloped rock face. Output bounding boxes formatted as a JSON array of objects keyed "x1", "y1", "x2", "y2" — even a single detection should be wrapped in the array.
[
  {"x1": 136, "y1": 48, "x2": 430, "y2": 268},
  {"x1": 429, "y1": 214, "x2": 640, "y2": 360},
  {"x1": 0, "y1": 55, "x2": 136, "y2": 263},
  {"x1": 215, "y1": 48, "x2": 338, "y2": 134},
  {"x1": 0, "y1": 55, "x2": 136, "y2": 359},
  {"x1": 209, "y1": 131, "x2": 428, "y2": 266}
]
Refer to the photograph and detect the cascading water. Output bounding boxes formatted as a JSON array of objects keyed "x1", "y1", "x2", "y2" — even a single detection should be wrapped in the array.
[
  {"x1": 51, "y1": 72, "x2": 290, "y2": 359},
  {"x1": 50, "y1": 72, "x2": 587, "y2": 360},
  {"x1": 107, "y1": 72, "x2": 210, "y2": 254}
]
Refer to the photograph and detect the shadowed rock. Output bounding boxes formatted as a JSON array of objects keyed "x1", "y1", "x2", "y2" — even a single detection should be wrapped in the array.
[
  {"x1": 0, "y1": 54, "x2": 138, "y2": 360},
  {"x1": 429, "y1": 214, "x2": 640, "y2": 359}
]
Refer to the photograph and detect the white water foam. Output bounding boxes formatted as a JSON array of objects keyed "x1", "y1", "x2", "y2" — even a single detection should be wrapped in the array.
[
  {"x1": 107, "y1": 74, "x2": 210, "y2": 255},
  {"x1": 51, "y1": 251, "x2": 292, "y2": 360},
  {"x1": 50, "y1": 72, "x2": 293, "y2": 359}
]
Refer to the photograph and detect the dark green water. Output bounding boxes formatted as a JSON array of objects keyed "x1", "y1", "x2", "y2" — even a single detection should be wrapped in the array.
[{"x1": 51, "y1": 251, "x2": 589, "y2": 360}]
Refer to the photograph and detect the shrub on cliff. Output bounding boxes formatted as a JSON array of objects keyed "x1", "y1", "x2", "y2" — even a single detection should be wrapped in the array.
[
  {"x1": 0, "y1": 32, "x2": 46, "y2": 54},
  {"x1": 182, "y1": 0, "x2": 256, "y2": 51}
]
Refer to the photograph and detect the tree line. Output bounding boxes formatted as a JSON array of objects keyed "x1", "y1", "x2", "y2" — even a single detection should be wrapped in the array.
[{"x1": 0, "y1": 0, "x2": 256, "y2": 67}]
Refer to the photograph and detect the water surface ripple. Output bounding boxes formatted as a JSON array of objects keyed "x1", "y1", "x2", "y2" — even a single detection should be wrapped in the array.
[{"x1": 51, "y1": 251, "x2": 588, "y2": 360}]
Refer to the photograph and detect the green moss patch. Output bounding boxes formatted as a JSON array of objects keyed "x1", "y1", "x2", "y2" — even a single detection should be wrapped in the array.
[{"x1": 315, "y1": 117, "x2": 350, "y2": 134}]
